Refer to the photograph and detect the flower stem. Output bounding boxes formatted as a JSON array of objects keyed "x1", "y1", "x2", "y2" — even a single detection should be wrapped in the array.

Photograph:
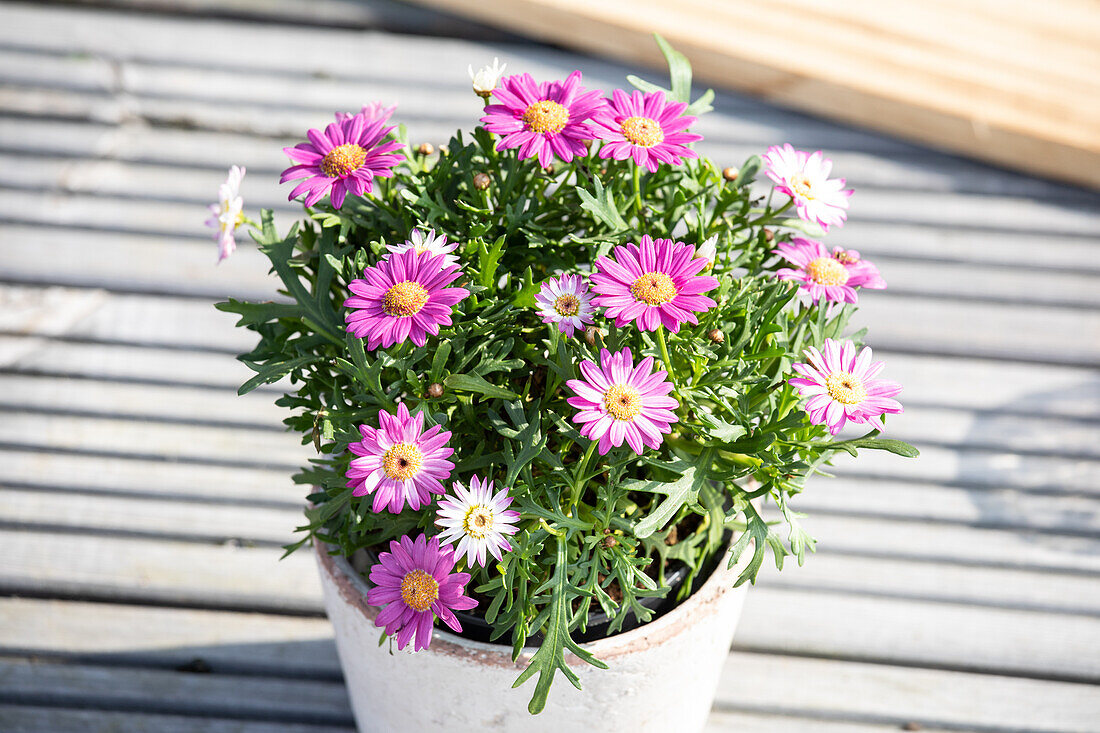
[
  {"x1": 656, "y1": 326, "x2": 678, "y2": 385},
  {"x1": 570, "y1": 439, "x2": 600, "y2": 507},
  {"x1": 631, "y1": 164, "x2": 643, "y2": 218},
  {"x1": 753, "y1": 199, "x2": 793, "y2": 227}
]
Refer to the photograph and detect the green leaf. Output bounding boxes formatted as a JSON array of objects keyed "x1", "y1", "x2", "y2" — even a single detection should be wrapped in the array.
[
  {"x1": 627, "y1": 455, "x2": 711, "y2": 539},
  {"x1": 215, "y1": 299, "x2": 302, "y2": 327},
  {"x1": 625, "y1": 74, "x2": 668, "y2": 95},
  {"x1": 513, "y1": 537, "x2": 607, "y2": 713},
  {"x1": 654, "y1": 33, "x2": 692, "y2": 103},
  {"x1": 239, "y1": 355, "x2": 318, "y2": 395},
  {"x1": 826, "y1": 434, "x2": 920, "y2": 458},
  {"x1": 736, "y1": 155, "x2": 762, "y2": 186},
  {"x1": 576, "y1": 177, "x2": 628, "y2": 231},
  {"x1": 444, "y1": 373, "x2": 519, "y2": 401},
  {"x1": 513, "y1": 267, "x2": 541, "y2": 308}
]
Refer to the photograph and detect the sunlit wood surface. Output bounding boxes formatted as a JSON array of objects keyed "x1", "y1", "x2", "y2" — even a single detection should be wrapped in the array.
[
  {"x1": 1, "y1": 2, "x2": 1099, "y2": 731},
  {"x1": 410, "y1": 0, "x2": 1100, "y2": 190}
]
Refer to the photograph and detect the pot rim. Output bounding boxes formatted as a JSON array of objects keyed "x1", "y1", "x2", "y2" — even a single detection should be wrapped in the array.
[{"x1": 315, "y1": 536, "x2": 746, "y2": 666}]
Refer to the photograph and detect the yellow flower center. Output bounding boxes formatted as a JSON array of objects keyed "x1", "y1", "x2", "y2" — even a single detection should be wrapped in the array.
[
  {"x1": 399, "y1": 569, "x2": 439, "y2": 612},
  {"x1": 320, "y1": 143, "x2": 368, "y2": 178},
  {"x1": 522, "y1": 100, "x2": 570, "y2": 134},
  {"x1": 381, "y1": 442, "x2": 423, "y2": 480},
  {"x1": 805, "y1": 257, "x2": 850, "y2": 286},
  {"x1": 825, "y1": 372, "x2": 867, "y2": 405},
  {"x1": 382, "y1": 281, "x2": 430, "y2": 317},
  {"x1": 789, "y1": 173, "x2": 814, "y2": 199},
  {"x1": 553, "y1": 294, "x2": 580, "y2": 316},
  {"x1": 603, "y1": 383, "x2": 642, "y2": 421},
  {"x1": 620, "y1": 116, "x2": 664, "y2": 147},
  {"x1": 630, "y1": 271, "x2": 677, "y2": 305},
  {"x1": 462, "y1": 505, "x2": 495, "y2": 540}
]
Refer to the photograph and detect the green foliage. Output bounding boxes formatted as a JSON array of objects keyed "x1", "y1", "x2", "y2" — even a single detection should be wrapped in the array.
[{"x1": 217, "y1": 38, "x2": 915, "y2": 714}]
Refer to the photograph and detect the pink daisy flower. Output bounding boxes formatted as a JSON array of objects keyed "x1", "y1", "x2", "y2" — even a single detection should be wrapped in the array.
[
  {"x1": 775, "y1": 237, "x2": 886, "y2": 305},
  {"x1": 590, "y1": 235, "x2": 719, "y2": 333},
  {"x1": 367, "y1": 533, "x2": 477, "y2": 652},
  {"x1": 385, "y1": 228, "x2": 459, "y2": 270},
  {"x1": 335, "y1": 101, "x2": 396, "y2": 124},
  {"x1": 280, "y1": 113, "x2": 404, "y2": 210},
  {"x1": 534, "y1": 274, "x2": 596, "y2": 337},
  {"x1": 789, "y1": 338, "x2": 903, "y2": 435},
  {"x1": 435, "y1": 475, "x2": 521, "y2": 567},
  {"x1": 566, "y1": 347, "x2": 679, "y2": 455},
  {"x1": 346, "y1": 402, "x2": 455, "y2": 514},
  {"x1": 344, "y1": 248, "x2": 470, "y2": 351},
  {"x1": 205, "y1": 165, "x2": 245, "y2": 263},
  {"x1": 480, "y1": 71, "x2": 605, "y2": 167},
  {"x1": 763, "y1": 144, "x2": 853, "y2": 232},
  {"x1": 589, "y1": 90, "x2": 702, "y2": 172}
]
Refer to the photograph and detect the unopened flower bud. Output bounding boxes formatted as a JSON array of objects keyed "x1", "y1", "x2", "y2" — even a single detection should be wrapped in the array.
[
  {"x1": 416, "y1": 142, "x2": 434, "y2": 156},
  {"x1": 438, "y1": 145, "x2": 449, "y2": 156},
  {"x1": 427, "y1": 383, "x2": 445, "y2": 398},
  {"x1": 707, "y1": 329, "x2": 725, "y2": 344},
  {"x1": 468, "y1": 58, "x2": 507, "y2": 98},
  {"x1": 601, "y1": 535, "x2": 619, "y2": 549},
  {"x1": 764, "y1": 228, "x2": 775, "y2": 243},
  {"x1": 473, "y1": 173, "x2": 491, "y2": 191},
  {"x1": 584, "y1": 326, "x2": 599, "y2": 347},
  {"x1": 543, "y1": 164, "x2": 555, "y2": 175},
  {"x1": 722, "y1": 167, "x2": 738, "y2": 181},
  {"x1": 696, "y1": 235, "x2": 718, "y2": 270}
]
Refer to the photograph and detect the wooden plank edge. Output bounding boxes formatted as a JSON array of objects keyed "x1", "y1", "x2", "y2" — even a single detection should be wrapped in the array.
[{"x1": 406, "y1": 0, "x2": 1100, "y2": 190}]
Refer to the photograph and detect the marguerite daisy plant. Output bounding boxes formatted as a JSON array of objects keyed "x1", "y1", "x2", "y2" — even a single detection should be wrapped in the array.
[{"x1": 219, "y1": 34, "x2": 917, "y2": 716}]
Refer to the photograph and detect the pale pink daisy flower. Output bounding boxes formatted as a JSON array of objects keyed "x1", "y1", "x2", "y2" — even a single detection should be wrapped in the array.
[
  {"x1": 435, "y1": 475, "x2": 521, "y2": 567},
  {"x1": 789, "y1": 338, "x2": 903, "y2": 435},
  {"x1": 480, "y1": 71, "x2": 605, "y2": 167},
  {"x1": 534, "y1": 274, "x2": 596, "y2": 337},
  {"x1": 367, "y1": 533, "x2": 477, "y2": 652},
  {"x1": 280, "y1": 113, "x2": 403, "y2": 209},
  {"x1": 589, "y1": 90, "x2": 702, "y2": 173},
  {"x1": 205, "y1": 165, "x2": 245, "y2": 263},
  {"x1": 346, "y1": 402, "x2": 455, "y2": 514},
  {"x1": 344, "y1": 249, "x2": 470, "y2": 351},
  {"x1": 334, "y1": 101, "x2": 396, "y2": 124},
  {"x1": 385, "y1": 228, "x2": 459, "y2": 271},
  {"x1": 763, "y1": 144, "x2": 853, "y2": 232},
  {"x1": 590, "y1": 235, "x2": 719, "y2": 333},
  {"x1": 775, "y1": 237, "x2": 886, "y2": 305},
  {"x1": 566, "y1": 347, "x2": 679, "y2": 455}
]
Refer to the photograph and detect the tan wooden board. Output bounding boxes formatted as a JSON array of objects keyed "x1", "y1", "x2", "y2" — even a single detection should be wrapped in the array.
[{"x1": 407, "y1": 0, "x2": 1100, "y2": 189}]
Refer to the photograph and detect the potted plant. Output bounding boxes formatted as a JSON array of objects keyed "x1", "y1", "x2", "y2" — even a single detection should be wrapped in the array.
[{"x1": 213, "y1": 38, "x2": 917, "y2": 731}]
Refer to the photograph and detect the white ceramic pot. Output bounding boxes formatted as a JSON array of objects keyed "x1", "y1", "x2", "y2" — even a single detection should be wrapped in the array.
[{"x1": 315, "y1": 541, "x2": 748, "y2": 733}]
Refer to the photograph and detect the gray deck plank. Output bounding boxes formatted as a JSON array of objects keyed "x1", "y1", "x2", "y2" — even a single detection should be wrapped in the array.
[
  {"x1": 3, "y1": 596, "x2": 1098, "y2": 731},
  {"x1": 0, "y1": 707, "x2": 354, "y2": 733}
]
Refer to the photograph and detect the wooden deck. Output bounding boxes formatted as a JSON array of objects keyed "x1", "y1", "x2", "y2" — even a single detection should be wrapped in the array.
[{"x1": 1, "y1": 2, "x2": 1099, "y2": 731}]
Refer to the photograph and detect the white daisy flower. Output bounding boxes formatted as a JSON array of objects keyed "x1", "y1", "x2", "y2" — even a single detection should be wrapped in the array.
[
  {"x1": 205, "y1": 165, "x2": 245, "y2": 263},
  {"x1": 468, "y1": 58, "x2": 507, "y2": 98},
  {"x1": 696, "y1": 234, "x2": 718, "y2": 270},
  {"x1": 436, "y1": 475, "x2": 521, "y2": 567},
  {"x1": 385, "y1": 228, "x2": 460, "y2": 270},
  {"x1": 534, "y1": 274, "x2": 596, "y2": 337}
]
